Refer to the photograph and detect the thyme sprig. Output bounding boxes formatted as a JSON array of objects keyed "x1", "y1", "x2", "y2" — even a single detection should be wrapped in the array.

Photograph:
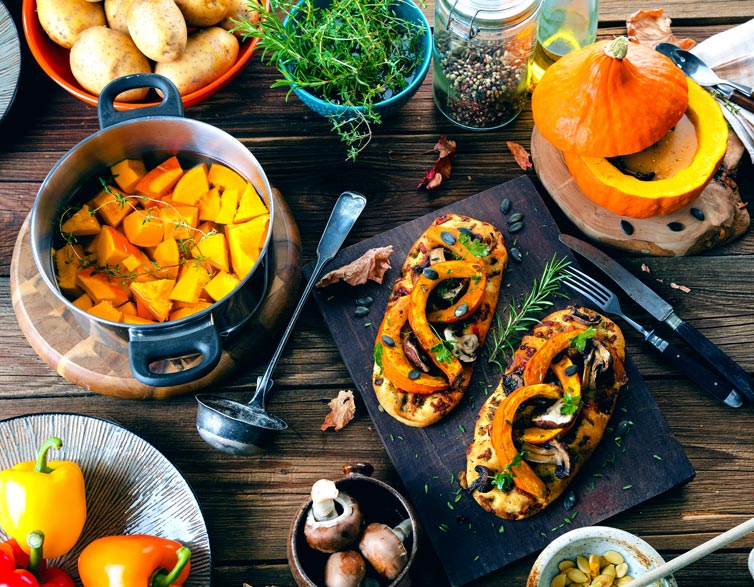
[
  {"x1": 487, "y1": 254, "x2": 571, "y2": 371},
  {"x1": 233, "y1": 0, "x2": 426, "y2": 160}
]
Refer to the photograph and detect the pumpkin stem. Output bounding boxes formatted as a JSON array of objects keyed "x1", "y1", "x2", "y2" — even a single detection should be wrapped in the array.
[{"x1": 604, "y1": 36, "x2": 629, "y2": 60}]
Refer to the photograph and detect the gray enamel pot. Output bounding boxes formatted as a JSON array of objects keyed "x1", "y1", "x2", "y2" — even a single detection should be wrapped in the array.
[{"x1": 30, "y1": 74, "x2": 274, "y2": 388}]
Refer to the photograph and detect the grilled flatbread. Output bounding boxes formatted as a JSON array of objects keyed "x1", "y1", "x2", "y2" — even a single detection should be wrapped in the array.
[
  {"x1": 372, "y1": 214, "x2": 507, "y2": 427},
  {"x1": 465, "y1": 306, "x2": 627, "y2": 520}
]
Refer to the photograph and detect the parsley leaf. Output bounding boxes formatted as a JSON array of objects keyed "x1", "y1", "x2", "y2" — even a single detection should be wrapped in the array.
[
  {"x1": 570, "y1": 327, "x2": 597, "y2": 352},
  {"x1": 458, "y1": 232, "x2": 490, "y2": 258},
  {"x1": 492, "y1": 451, "x2": 527, "y2": 491},
  {"x1": 560, "y1": 391, "x2": 582, "y2": 416},
  {"x1": 374, "y1": 342, "x2": 384, "y2": 370},
  {"x1": 430, "y1": 340, "x2": 454, "y2": 364}
]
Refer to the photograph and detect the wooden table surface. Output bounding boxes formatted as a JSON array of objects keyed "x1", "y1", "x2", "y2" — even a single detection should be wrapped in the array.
[{"x1": 3, "y1": 1, "x2": 754, "y2": 586}]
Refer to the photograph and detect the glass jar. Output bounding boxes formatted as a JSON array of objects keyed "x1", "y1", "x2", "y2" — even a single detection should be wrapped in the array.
[{"x1": 432, "y1": 0, "x2": 542, "y2": 130}]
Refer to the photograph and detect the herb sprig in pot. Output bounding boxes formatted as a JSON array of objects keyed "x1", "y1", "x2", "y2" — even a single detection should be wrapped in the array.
[{"x1": 234, "y1": 0, "x2": 431, "y2": 160}]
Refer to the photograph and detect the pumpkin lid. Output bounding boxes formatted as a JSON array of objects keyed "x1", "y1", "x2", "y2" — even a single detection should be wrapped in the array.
[{"x1": 531, "y1": 37, "x2": 690, "y2": 158}]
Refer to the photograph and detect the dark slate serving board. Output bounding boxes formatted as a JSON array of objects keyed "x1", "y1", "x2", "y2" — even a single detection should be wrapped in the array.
[{"x1": 312, "y1": 176, "x2": 695, "y2": 587}]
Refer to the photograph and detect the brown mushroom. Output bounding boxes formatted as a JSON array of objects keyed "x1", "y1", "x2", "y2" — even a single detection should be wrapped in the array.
[
  {"x1": 582, "y1": 337, "x2": 613, "y2": 390},
  {"x1": 304, "y1": 479, "x2": 364, "y2": 553},
  {"x1": 324, "y1": 550, "x2": 367, "y2": 587},
  {"x1": 359, "y1": 518, "x2": 412, "y2": 580},
  {"x1": 531, "y1": 398, "x2": 578, "y2": 429},
  {"x1": 521, "y1": 440, "x2": 573, "y2": 478}
]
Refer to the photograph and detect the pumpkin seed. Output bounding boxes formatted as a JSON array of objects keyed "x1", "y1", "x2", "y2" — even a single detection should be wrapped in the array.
[
  {"x1": 602, "y1": 551, "x2": 624, "y2": 565},
  {"x1": 440, "y1": 230, "x2": 457, "y2": 245},
  {"x1": 356, "y1": 295, "x2": 374, "y2": 307},
  {"x1": 381, "y1": 334, "x2": 396, "y2": 347},
  {"x1": 564, "y1": 364, "x2": 578, "y2": 376},
  {"x1": 601, "y1": 564, "x2": 616, "y2": 578},
  {"x1": 500, "y1": 197, "x2": 512, "y2": 215},
  {"x1": 458, "y1": 227, "x2": 474, "y2": 237},
  {"x1": 576, "y1": 555, "x2": 590, "y2": 574},
  {"x1": 354, "y1": 306, "x2": 370, "y2": 317},
  {"x1": 509, "y1": 221, "x2": 524, "y2": 233},
  {"x1": 562, "y1": 489, "x2": 576, "y2": 510},
  {"x1": 614, "y1": 577, "x2": 634, "y2": 586},
  {"x1": 508, "y1": 212, "x2": 524, "y2": 224},
  {"x1": 454, "y1": 303, "x2": 469, "y2": 318},
  {"x1": 550, "y1": 573, "x2": 567, "y2": 587},
  {"x1": 510, "y1": 247, "x2": 523, "y2": 262},
  {"x1": 667, "y1": 221, "x2": 685, "y2": 232},
  {"x1": 408, "y1": 369, "x2": 421, "y2": 380},
  {"x1": 423, "y1": 267, "x2": 439, "y2": 280},
  {"x1": 558, "y1": 560, "x2": 575, "y2": 572},
  {"x1": 588, "y1": 554, "x2": 601, "y2": 577},
  {"x1": 591, "y1": 574, "x2": 613, "y2": 587},
  {"x1": 567, "y1": 568, "x2": 589, "y2": 583},
  {"x1": 615, "y1": 563, "x2": 628, "y2": 578},
  {"x1": 620, "y1": 220, "x2": 634, "y2": 235},
  {"x1": 690, "y1": 207, "x2": 705, "y2": 221}
]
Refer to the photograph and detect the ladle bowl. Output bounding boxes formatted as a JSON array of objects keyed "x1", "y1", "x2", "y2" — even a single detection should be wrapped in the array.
[{"x1": 196, "y1": 191, "x2": 367, "y2": 455}]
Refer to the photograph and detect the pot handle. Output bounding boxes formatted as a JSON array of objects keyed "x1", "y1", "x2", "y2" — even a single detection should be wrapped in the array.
[
  {"x1": 98, "y1": 74, "x2": 184, "y2": 130},
  {"x1": 128, "y1": 315, "x2": 222, "y2": 387}
]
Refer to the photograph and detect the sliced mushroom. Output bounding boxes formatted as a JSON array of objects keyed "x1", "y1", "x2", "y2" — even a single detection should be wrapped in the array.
[
  {"x1": 444, "y1": 328, "x2": 480, "y2": 362},
  {"x1": 435, "y1": 279, "x2": 465, "y2": 302},
  {"x1": 429, "y1": 246, "x2": 446, "y2": 265},
  {"x1": 570, "y1": 306, "x2": 602, "y2": 325},
  {"x1": 531, "y1": 399, "x2": 578, "y2": 429},
  {"x1": 324, "y1": 550, "x2": 367, "y2": 587},
  {"x1": 304, "y1": 479, "x2": 364, "y2": 553},
  {"x1": 521, "y1": 440, "x2": 572, "y2": 478},
  {"x1": 402, "y1": 333, "x2": 432, "y2": 373},
  {"x1": 582, "y1": 337, "x2": 613, "y2": 390},
  {"x1": 359, "y1": 519, "x2": 412, "y2": 580},
  {"x1": 466, "y1": 464, "x2": 494, "y2": 494}
]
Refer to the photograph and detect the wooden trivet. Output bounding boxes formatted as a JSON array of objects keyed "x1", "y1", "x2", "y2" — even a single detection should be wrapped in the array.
[
  {"x1": 10, "y1": 188, "x2": 301, "y2": 400},
  {"x1": 531, "y1": 126, "x2": 750, "y2": 256}
]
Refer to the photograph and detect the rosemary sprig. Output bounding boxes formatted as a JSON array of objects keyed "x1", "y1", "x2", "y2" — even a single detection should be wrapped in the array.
[
  {"x1": 487, "y1": 254, "x2": 571, "y2": 371},
  {"x1": 233, "y1": 0, "x2": 425, "y2": 160}
]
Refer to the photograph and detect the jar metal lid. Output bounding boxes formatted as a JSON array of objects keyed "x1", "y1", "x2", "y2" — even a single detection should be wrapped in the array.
[{"x1": 442, "y1": 0, "x2": 541, "y2": 29}]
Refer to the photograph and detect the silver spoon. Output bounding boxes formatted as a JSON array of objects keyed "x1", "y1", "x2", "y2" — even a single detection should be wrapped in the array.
[
  {"x1": 195, "y1": 191, "x2": 367, "y2": 455},
  {"x1": 655, "y1": 42, "x2": 753, "y2": 96}
]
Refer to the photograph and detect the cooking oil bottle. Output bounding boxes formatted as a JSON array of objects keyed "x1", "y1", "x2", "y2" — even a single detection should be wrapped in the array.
[{"x1": 530, "y1": 0, "x2": 597, "y2": 83}]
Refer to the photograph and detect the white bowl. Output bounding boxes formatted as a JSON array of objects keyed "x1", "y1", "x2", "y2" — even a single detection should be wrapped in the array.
[{"x1": 527, "y1": 526, "x2": 677, "y2": 587}]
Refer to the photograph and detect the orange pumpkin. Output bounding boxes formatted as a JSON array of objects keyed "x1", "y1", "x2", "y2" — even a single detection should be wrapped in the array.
[{"x1": 532, "y1": 36, "x2": 689, "y2": 158}]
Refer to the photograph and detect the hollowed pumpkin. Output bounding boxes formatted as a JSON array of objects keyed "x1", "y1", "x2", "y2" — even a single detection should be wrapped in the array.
[
  {"x1": 563, "y1": 79, "x2": 728, "y2": 218},
  {"x1": 532, "y1": 37, "x2": 689, "y2": 158}
]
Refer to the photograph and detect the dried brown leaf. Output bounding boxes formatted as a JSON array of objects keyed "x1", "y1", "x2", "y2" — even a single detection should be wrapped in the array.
[
  {"x1": 507, "y1": 141, "x2": 532, "y2": 171},
  {"x1": 316, "y1": 246, "x2": 394, "y2": 288},
  {"x1": 321, "y1": 390, "x2": 356, "y2": 431},
  {"x1": 641, "y1": 263, "x2": 651, "y2": 273},
  {"x1": 626, "y1": 8, "x2": 696, "y2": 50},
  {"x1": 670, "y1": 282, "x2": 691, "y2": 293},
  {"x1": 419, "y1": 136, "x2": 457, "y2": 190}
]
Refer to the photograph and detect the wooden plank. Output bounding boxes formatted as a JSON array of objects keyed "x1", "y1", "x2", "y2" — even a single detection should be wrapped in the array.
[{"x1": 311, "y1": 176, "x2": 694, "y2": 586}]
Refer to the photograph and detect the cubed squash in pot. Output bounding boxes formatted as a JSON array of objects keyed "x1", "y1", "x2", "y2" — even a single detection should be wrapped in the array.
[
  {"x1": 89, "y1": 186, "x2": 132, "y2": 227},
  {"x1": 161, "y1": 205, "x2": 199, "y2": 240},
  {"x1": 215, "y1": 189, "x2": 238, "y2": 225},
  {"x1": 123, "y1": 314, "x2": 158, "y2": 325},
  {"x1": 170, "y1": 264, "x2": 213, "y2": 304},
  {"x1": 135, "y1": 156, "x2": 184, "y2": 199},
  {"x1": 119, "y1": 252, "x2": 154, "y2": 283},
  {"x1": 119, "y1": 300, "x2": 138, "y2": 316},
  {"x1": 151, "y1": 237, "x2": 181, "y2": 280},
  {"x1": 130, "y1": 279, "x2": 176, "y2": 322},
  {"x1": 76, "y1": 268, "x2": 130, "y2": 306},
  {"x1": 88, "y1": 300, "x2": 123, "y2": 322},
  {"x1": 55, "y1": 243, "x2": 86, "y2": 297},
  {"x1": 172, "y1": 164, "x2": 209, "y2": 206},
  {"x1": 192, "y1": 233, "x2": 229, "y2": 272},
  {"x1": 72, "y1": 293, "x2": 94, "y2": 311},
  {"x1": 204, "y1": 271, "x2": 240, "y2": 302},
  {"x1": 208, "y1": 163, "x2": 247, "y2": 194},
  {"x1": 199, "y1": 187, "x2": 222, "y2": 222},
  {"x1": 96, "y1": 225, "x2": 141, "y2": 266},
  {"x1": 225, "y1": 214, "x2": 269, "y2": 278},
  {"x1": 61, "y1": 205, "x2": 101, "y2": 237},
  {"x1": 234, "y1": 182, "x2": 267, "y2": 223},
  {"x1": 122, "y1": 209, "x2": 164, "y2": 247},
  {"x1": 111, "y1": 158, "x2": 147, "y2": 193},
  {"x1": 169, "y1": 300, "x2": 212, "y2": 321}
]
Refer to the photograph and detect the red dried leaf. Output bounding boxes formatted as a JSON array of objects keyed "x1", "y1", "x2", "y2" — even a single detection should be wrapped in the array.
[
  {"x1": 641, "y1": 263, "x2": 651, "y2": 273},
  {"x1": 670, "y1": 282, "x2": 691, "y2": 293},
  {"x1": 419, "y1": 136, "x2": 457, "y2": 190},
  {"x1": 507, "y1": 141, "x2": 532, "y2": 171},
  {"x1": 626, "y1": 9, "x2": 696, "y2": 50},
  {"x1": 316, "y1": 246, "x2": 394, "y2": 288},
  {"x1": 321, "y1": 390, "x2": 356, "y2": 431}
]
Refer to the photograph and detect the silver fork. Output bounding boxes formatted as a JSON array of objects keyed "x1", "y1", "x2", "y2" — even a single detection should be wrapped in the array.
[{"x1": 562, "y1": 267, "x2": 743, "y2": 408}]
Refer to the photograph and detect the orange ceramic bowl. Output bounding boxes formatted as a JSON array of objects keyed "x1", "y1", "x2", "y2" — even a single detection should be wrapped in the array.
[{"x1": 21, "y1": 0, "x2": 265, "y2": 110}]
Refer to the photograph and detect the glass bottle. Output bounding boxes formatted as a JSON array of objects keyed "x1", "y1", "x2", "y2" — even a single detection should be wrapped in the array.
[
  {"x1": 530, "y1": 0, "x2": 598, "y2": 83},
  {"x1": 432, "y1": 0, "x2": 542, "y2": 130}
]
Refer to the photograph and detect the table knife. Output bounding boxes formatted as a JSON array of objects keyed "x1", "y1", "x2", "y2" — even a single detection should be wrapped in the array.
[{"x1": 559, "y1": 234, "x2": 754, "y2": 403}]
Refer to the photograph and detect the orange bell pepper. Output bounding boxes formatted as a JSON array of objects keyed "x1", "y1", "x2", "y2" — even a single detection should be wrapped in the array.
[{"x1": 78, "y1": 535, "x2": 191, "y2": 587}]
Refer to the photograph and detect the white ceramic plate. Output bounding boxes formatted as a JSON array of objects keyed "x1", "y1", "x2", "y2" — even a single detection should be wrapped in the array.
[
  {"x1": 0, "y1": 1, "x2": 21, "y2": 123},
  {"x1": 0, "y1": 413, "x2": 211, "y2": 586}
]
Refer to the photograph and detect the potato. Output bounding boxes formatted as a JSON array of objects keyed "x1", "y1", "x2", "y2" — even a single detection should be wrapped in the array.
[
  {"x1": 174, "y1": 0, "x2": 231, "y2": 27},
  {"x1": 127, "y1": 0, "x2": 187, "y2": 63},
  {"x1": 70, "y1": 26, "x2": 152, "y2": 102},
  {"x1": 37, "y1": 0, "x2": 106, "y2": 49},
  {"x1": 155, "y1": 27, "x2": 239, "y2": 95},
  {"x1": 219, "y1": 0, "x2": 259, "y2": 34},
  {"x1": 104, "y1": 0, "x2": 135, "y2": 34}
]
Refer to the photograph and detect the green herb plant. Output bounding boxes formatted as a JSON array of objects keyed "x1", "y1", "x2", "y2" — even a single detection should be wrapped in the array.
[{"x1": 233, "y1": 0, "x2": 426, "y2": 160}]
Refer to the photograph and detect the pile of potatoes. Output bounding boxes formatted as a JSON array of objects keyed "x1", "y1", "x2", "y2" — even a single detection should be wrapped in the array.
[{"x1": 36, "y1": 0, "x2": 260, "y2": 101}]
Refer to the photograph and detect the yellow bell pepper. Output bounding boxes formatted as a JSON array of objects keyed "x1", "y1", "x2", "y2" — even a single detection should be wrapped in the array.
[{"x1": 0, "y1": 438, "x2": 86, "y2": 559}]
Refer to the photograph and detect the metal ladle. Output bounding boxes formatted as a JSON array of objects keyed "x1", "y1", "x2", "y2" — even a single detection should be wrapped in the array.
[{"x1": 195, "y1": 191, "x2": 367, "y2": 455}]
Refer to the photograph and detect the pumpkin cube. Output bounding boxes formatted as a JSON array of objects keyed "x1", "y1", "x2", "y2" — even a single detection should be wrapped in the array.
[
  {"x1": 225, "y1": 214, "x2": 269, "y2": 278},
  {"x1": 61, "y1": 205, "x2": 101, "y2": 237},
  {"x1": 111, "y1": 158, "x2": 147, "y2": 193},
  {"x1": 87, "y1": 300, "x2": 123, "y2": 322},
  {"x1": 198, "y1": 187, "x2": 222, "y2": 222},
  {"x1": 130, "y1": 279, "x2": 176, "y2": 322},
  {"x1": 170, "y1": 263, "x2": 213, "y2": 304},
  {"x1": 204, "y1": 271, "x2": 240, "y2": 302},
  {"x1": 118, "y1": 300, "x2": 138, "y2": 316},
  {"x1": 76, "y1": 268, "x2": 130, "y2": 306},
  {"x1": 123, "y1": 314, "x2": 158, "y2": 325},
  {"x1": 191, "y1": 232, "x2": 229, "y2": 272},
  {"x1": 169, "y1": 300, "x2": 212, "y2": 321},
  {"x1": 96, "y1": 225, "x2": 141, "y2": 267},
  {"x1": 72, "y1": 293, "x2": 94, "y2": 311},
  {"x1": 119, "y1": 252, "x2": 154, "y2": 283},
  {"x1": 151, "y1": 237, "x2": 181, "y2": 280},
  {"x1": 214, "y1": 189, "x2": 238, "y2": 225},
  {"x1": 234, "y1": 182, "x2": 267, "y2": 223},
  {"x1": 172, "y1": 164, "x2": 209, "y2": 206},
  {"x1": 55, "y1": 243, "x2": 86, "y2": 297},
  {"x1": 122, "y1": 209, "x2": 164, "y2": 247},
  {"x1": 89, "y1": 186, "x2": 132, "y2": 227},
  {"x1": 135, "y1": 156, "x2": 184, "y2": 199},
  {"x1": 208, "y1": 163, "x2": 247, "y2": 194},
  {"x1": 161, "y1": 205, "x2": 199, "y2": 240}
]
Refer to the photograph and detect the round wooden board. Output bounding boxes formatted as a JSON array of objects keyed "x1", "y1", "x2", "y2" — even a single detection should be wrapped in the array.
[
  {"x1": 10, "y1": 188, "x2": 301, "y2": 400},
  {"x1": 530, "y1": 126, "x2": 750, "y2": 256}
]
